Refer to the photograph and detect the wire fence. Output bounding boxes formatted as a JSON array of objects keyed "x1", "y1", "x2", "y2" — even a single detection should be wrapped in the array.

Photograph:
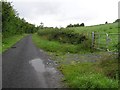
[{"x1": 91, "y1": 32, "x2": 119, "y2": 52}]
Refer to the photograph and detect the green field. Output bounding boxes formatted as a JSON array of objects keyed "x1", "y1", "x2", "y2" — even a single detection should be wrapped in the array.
[
  {"x1": 69, "y1": 23, "x2": 118, "y2": 51},
  {"x1": 69, "y1": 23, "x2": 118, "y2": 34}
]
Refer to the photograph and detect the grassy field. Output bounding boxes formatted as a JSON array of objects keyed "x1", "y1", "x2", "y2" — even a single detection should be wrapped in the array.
[
  {"x1": 32, "y1": 22, "x2": 118, "y2": 88},
  {"x1": 69, "y1": 23, "x2": 118, "y2": 34},
  {"x1": 2, "y1": 34, "x2": 27, "y2": 53}
]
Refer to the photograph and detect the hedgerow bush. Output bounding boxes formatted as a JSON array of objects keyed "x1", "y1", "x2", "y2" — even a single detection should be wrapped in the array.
[{"x1": 38, "y1": 28, "x2": 90, "y2": 45}]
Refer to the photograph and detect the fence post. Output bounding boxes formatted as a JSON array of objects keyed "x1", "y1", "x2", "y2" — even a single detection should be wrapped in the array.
[{"x1": 106, "y1": 33, "x2": 109, "y2": 51}]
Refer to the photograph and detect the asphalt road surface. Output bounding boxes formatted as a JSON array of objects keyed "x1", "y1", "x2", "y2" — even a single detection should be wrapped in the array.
[{"x1": 2, "y1": 35, "x2": 62, "y2": 88}]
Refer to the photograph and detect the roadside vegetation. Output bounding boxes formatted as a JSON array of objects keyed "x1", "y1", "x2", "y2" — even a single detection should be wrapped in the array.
[
  {"x1": 32, "y1": 22, "x2": 118, "y2": 88},
  {"x1": 2, "y1": 1, "x2": 38, "y2": 52}
]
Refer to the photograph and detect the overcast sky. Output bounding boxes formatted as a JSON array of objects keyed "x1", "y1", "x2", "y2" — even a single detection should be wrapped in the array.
[{"x1": 7, "y1": 0, "x2": 119, "y2": 27}]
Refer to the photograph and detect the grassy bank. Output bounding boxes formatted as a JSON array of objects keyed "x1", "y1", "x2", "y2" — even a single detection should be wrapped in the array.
[
  {"x1": 32, "y1": 34, "x2": 91, "y2": 54},
  {"x1": 2, "y1": 34, "x2": 27, "y2": 53}
]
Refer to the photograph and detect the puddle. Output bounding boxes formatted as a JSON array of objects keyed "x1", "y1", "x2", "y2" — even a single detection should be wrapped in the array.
[
  {"x1": 29, "y1": 58, "x2": 46, "y2": 73},
  {"x1": 29, "y1": 58, "x2": 57, "y2": 74}
]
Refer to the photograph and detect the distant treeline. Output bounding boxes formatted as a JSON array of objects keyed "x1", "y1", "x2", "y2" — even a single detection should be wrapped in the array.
[
  {"x1": 2, "y1": 2, "x2": 38, "y2": 38},
  {"x1": 67, "y1": 23, "x2": 85, "y2": 28}
]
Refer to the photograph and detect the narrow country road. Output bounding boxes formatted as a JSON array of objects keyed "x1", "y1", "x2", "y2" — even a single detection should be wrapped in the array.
[{"x1": 2, "y1": 35, "x2": 62, "y2": 88}]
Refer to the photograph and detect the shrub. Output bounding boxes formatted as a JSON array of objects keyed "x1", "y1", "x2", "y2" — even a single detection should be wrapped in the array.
[{"x1": 38, "y1": 28, "x2": 89, "y2": 45}]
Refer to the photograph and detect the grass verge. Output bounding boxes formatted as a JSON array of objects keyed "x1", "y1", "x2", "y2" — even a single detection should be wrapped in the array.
[
  {"x1": 2, "y1": 34, "x2": 27, "y2": 53},
  {"x1": 32, "y1": 34, "x2": 91, "y2": 54}
]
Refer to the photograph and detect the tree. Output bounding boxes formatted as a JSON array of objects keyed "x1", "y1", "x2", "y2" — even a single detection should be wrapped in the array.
[
  {"x1": 73, "y1": 23, "x2": 80, "y2": 27},
  {"x1": 105, "y1": 21, "x2": 108, "y2": 24},
  {"x1": 67, "y1": 24, "x2": 73, "y2": 28},
  {"x1": 80, "y1": 23, "x2": 85, "y2": 27},
  {"x1": 39, "y1": 22, "x2": 44, "y2": 29},
  {"x1": 2, "y1": 1, "x2": 38, "y2": 38}
]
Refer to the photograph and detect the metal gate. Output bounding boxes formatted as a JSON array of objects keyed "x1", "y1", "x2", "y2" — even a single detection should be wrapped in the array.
[{"x1": 91, "y1": 32, "x2": 119, "y2": 52}]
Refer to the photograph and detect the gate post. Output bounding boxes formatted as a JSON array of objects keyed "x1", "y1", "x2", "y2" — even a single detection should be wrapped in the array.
[{"x1": 106, "y1": 33, "x2": 109, "y2": 51}]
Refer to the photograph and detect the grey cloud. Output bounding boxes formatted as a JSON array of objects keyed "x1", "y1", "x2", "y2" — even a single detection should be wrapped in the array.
[
  {"x1": 34, "y1": 2, "x2": 61, "y2": 15},
  {"x1": 13, "y1": 1, "x2": 61, "y2": 17},
  {"x1": 10, "y1": 0, "x2": 119, "y2": 27}
]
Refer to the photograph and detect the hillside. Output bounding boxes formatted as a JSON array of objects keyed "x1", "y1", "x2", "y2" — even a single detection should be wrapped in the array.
[{"x1": 68, "y1": 23, "x2": 118, "y2": 34}]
